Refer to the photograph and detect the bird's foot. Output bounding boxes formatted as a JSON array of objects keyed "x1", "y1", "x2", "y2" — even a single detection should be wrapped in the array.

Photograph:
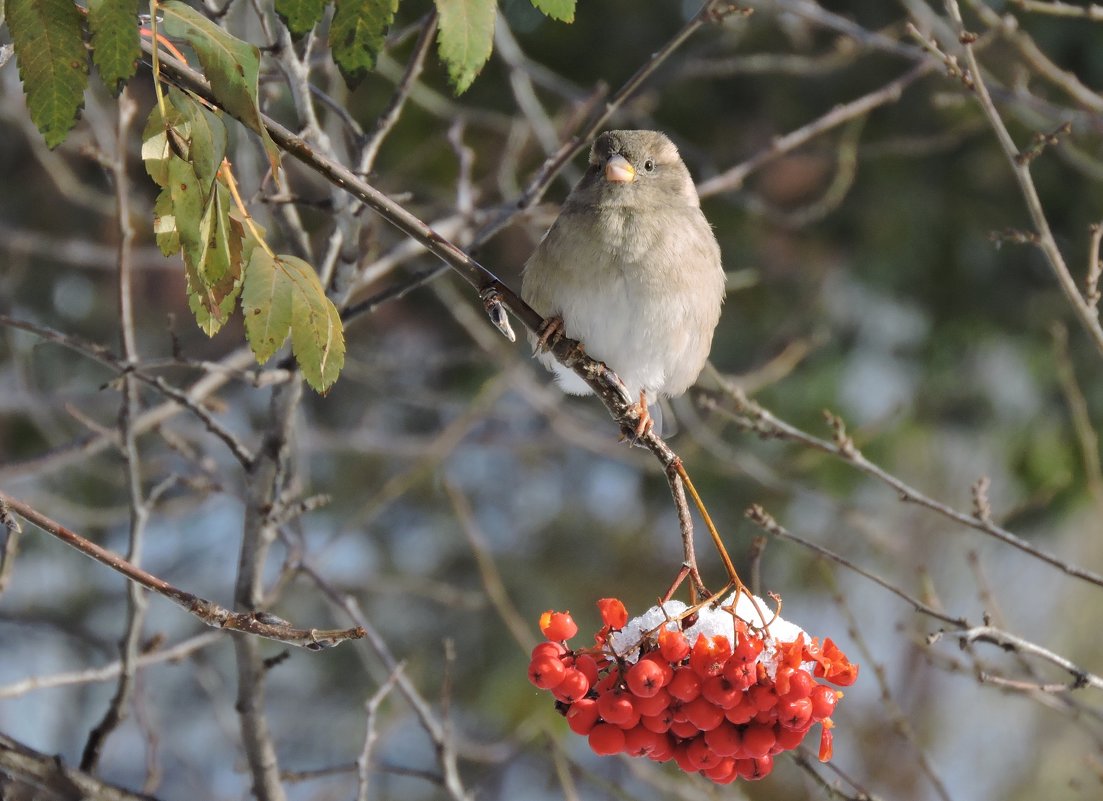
[
  {"x1": 619, "y1": 392, "x2": 654, "y2": 443},
  {"x1": 536, "y1": 316, "x2": 565, "y2": 351}
]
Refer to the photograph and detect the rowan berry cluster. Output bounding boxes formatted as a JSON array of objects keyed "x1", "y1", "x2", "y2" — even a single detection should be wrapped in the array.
[{"x1": 528, "y1": 593, "x2": 858, "y2": 783}]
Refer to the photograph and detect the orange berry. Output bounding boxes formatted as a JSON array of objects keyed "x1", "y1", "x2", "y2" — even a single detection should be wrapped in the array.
[
  {"x1": 682, "y1": 696, "x2": 725, "y2": 731},
  {"x1": 539, "y1": 610, "x2": 578, "y2": 641},
  {"x1": 690, "y1": 635, "x2": 731, "y2": 678},
  {"x1": 703, "y1": 721, "x2": 744, "y2": 758},
  {"x1": 596, "y1": 598, "x2": 628, "y2": 629},
  {"x1": 777, "y1": 697, "x2": 813, "y2": 730},
  {"x1": 566, "y1": 698, "x2": 599, "y2": 735},
  {"x1": 742, "y1": 723, "x2": 776, "y2": 758},
  {"x1": 588, "y1": 723, "x2": 626, "y2": 756},
  {"x1": 528, "y1": 655, "x2": 566, "y2": 689},
  {"x1": 669, "y1": 718, "x2": 700, "y2": 739},
  {"x1": 640, "y1": 710, "x2": 673, "y2": 733},
  {"x1": 668, "y1": 667, "x2": 702, "y2": 702},
  {"x1": 685, "y1": 735, "x2": 719, "y2": 770},
  {"x1": 552, "y1": 668, "x2": 591, "y2": 703},
  {"x1": 626, "y1": 659, "x2": 666, "y2": 698},
  {"x1": 774, "y1": 722, "x2": 810, "y2": 751},
  {"x1": 530, "y1": 641, "x2": 566, "y2": 660},
  {"x1": 596, "y1": 691, "x2": 636, "y2": 727},
  {"x1": 632, "y1": 687, "x2": 671, "y2": 717},
  {"x1": 658, "y1": 628, "x2": 690, "y2": 662},
  {"x1": 573, "y1": 653, "x2": 600, "y2": 686},
  {"x1": 809, "y1": 684, "x2": 840, "y2": 720},
  {"x1": 701, "y1": 676, "x2": 741, "y2": 709}
]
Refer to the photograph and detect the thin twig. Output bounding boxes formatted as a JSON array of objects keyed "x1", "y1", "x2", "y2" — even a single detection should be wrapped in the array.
[
  {"x1": 355, "y1": 664, "x2": 405, "y2": 801},
  {"x1": 0, "y1": 632, "x2": 223, "y2": 699},
  {"x1": 703, "y1": 380, "x2": 1103, "y2": 589},
  {"x1": 1011, "y1": 0, "x2": 1103, "y2": 19},
  {"x1": 942, "y1": 0, "x2": 1103, "y2": 356},
  {"x1": 0, "y1": 491, "x2": 364, "y2": 649},
  {"x1": 930, "y1": 625, "x2": 1103, "y2": 691}
]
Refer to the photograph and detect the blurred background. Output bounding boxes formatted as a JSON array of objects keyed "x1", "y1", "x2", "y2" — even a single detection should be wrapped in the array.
[{"x1": 2, "y1": 1, "x2": 1102, "y2": 799}]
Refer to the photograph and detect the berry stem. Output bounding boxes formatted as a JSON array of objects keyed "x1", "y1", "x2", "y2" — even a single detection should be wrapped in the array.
[{"x1": 673, "y1": 460, "x2": 741, "y2": 586}]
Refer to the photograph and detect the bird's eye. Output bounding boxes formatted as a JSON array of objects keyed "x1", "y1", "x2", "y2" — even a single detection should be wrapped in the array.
[{"x1": 643, "y1": 159, "x2": 655, "y2": 172}]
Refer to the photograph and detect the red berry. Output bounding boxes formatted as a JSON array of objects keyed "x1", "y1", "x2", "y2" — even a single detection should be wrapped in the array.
[
  {"x1": 748, "y1": 683, "x2": 778, "y2": 712},
  {"x1": 539, "y1": 611, "x2": 578, "y2": 642},
  {"x1": 639, "y1": 651, "x2": 675, "y2": 686},
  {"x1": 623, "y1": 725, "x2": 663, "y2": 757},
  {"x1": 703, "y1": 756, "x2": 738, "y2": 783},
  {"x1": 658, "y1": 628, "x2": 690, "y2": 662},
  {"x1": 588, "y1": 723, "x2": 625, "y2": 755},
  {"x1": 566, "y1": 699, "x2": 599, "y2": 735},
  {"x1": 528, "y1": 655, "x2": 566, "y2": 689},
  {"x1": 672, "y1": 743, "x2": 697, "y2": 773},
  {"x1": 774, "y1": 722, "x2": 810, "y2": 751},
  {"x1": 640, "y1": 710, "x2": 673, "y2": 733},
  {"x1": 647, "y1": 733, "x2": 675, "y2": 762},
  {"x1": 669, "y1": 718, "x2": 700, "y2": 739},
  {"x1": 745, "y1": 754, "x2": 774, "y2": 780},
  {"x1": 780, "y1": 667, "x2": 814, "y2": 700},
  {"x1": 632, "y1": 687, "x2": 671, "y2": 717},
  {"x1": 732, "y1": 633, "x2": 763, "y2": 664},
  {"x1": 530, "y1": 641, "x2": 566, "y2": 660},
  {"x1": 777, "y1": 696, "x2": 813, "y2": 730},
  {"x1": 724, "y1": 697, "x2": 756, "y2": 725},
  {"x1": 552, "y1": 668, "x2": 591, "y2": 703},
  {"x1": 573, "y1": 653, "x2": 600, "y2": 686},
  {"x1": 682, "y1": 696, "x2": 725, "y2": 731},
  {"x1": 668, "y1": 667, "x2": 702, "y2": 702},
  {"x1": 742, "y1": 723, "x2": 776, "y2": 758},
  {"x1": 722, "y1": 658, "x2": 755, "y2": 690},
  {"x1": 810, "y1": 685, "x2": 840, "y2": 720},
  {"x1": 690, "y1": 635, "x2": 731, "y2": 678},
  {"x1": 596, "y1": 598, "x2": 628, "y2": 630},
  {"x1": 626, "y1": 659, "x2": 665, "y2": 698},
  {"x1": 701, "y1": 676, "x2": 741, "y2": 709},
  {"x1": 685, "y1": 735, "x2": 719, "y2": 770},
  {"x1": 703, "y1": 721, "x2": 744, "y2": 758},
  {"x1": 596, "y1": 691, "x2": 636, "y2": 727}
]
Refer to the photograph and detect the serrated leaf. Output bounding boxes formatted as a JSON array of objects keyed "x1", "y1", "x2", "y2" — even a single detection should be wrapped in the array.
[
  {"x1": 6, "y1": 0, "x2": 89, "y2": 148},
  {"x1": 276, "y1": 0, "x2": 327, "y2": 38},
  {"x1": 330, "y1": 0, "x2": 397, "y2": 90},
  {"x1": 529, "y1": 0, "x2": 573, "y2": 22},
  {"x1": 283, "y1": 255, "x2": 345, "y2": 393},
  {"x1": 160, "y1": 0, "x2": 281, "y2": 180},
  {"x1": 142, "y1": 101, "x2": 185, "y2": 188},
  {"x1": 186, "y1": 182, "x2": 243, "y2": 336},
  {"x1": 188, "y1": 274, "x2": 241, "y2": 336},
  {"x1": 242, "y1": 248, "x2": 293, "y2": 364},
  {"x1": 170, "y1": 89, "x2": 227, "y2": 197},
  {"x1": 87, "y1": 0, "x2": 140, "y2": 93},
  {"x1": 168, "y1": 156, "x2": 207, "y2": 281},
  {"x1": 434, "y1": 0, "x2": 496, "y2": 95}
]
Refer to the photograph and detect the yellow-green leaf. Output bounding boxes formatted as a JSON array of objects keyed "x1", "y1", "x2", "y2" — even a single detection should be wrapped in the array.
[
  {"x1": 6, "y1": 0, "x2": 89, "y2": 148},
  {"x1": 529, "y1": 0, "x2": 574, "y2": 22},
  {"x1": 330, "y1": 0, "x2": 397, "y2": 89},
  {"x1": 276, "y1": 0, "x2": 327, "y2": 38},
  {"x1": 153, "y1": 188, "x2": 180, "y2": 255},
  {"x1": 241, "y1": 248, "x2": 293, "y2": 364},
  {"x1": 284, "y1": 255, "x2": 345, "y2": 393},
  {"x1": 434, "y1": 0, "x2": 496, "y2": 95},
  {"x1": 87, "y1": 0, "x2": 140, "y2": 94},
  {"x1": 160, "y1": 0, "x2": 281, "y2": 180}
]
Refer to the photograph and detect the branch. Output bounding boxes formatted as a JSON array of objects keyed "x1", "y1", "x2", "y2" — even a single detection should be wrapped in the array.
[
  {"x1": 930, "y1": 625, "x2": 1103, "y2": 691},
  {"x1": 0, "y1": 491, "x2": 364, "y2": 650},
  {"x1": 0, "y1": 732, "x2": 166, "y2": 801}
]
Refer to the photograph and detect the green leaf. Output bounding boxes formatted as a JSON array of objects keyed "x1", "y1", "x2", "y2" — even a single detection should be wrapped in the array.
[
  {"x1": 168, "y1": 155, "x2": 207, "y2": 279},
  {"x1": 330, "y1": 0, "x2": 397, "y2": 90},
  {"x1": 87, "y1": 0, "x2": 140, "y2": 93},
  {"x1": 529, "y1": 0, "x2": 573, "y2": 22},
  {"x1": 275, "y1": 0, "x2": 328, "y2": 38},
  {"x1": 241, "y1": 251, "x2": 345, "y2": 391},
  {"x1": 284, "y1": 256, "x2": 345, "y2": 393},
  {"x1": 6, "y1": 0, "x2": 89, "y2": 148},
  {"x1": 434, "y1": 0, "x2": 496, "y2": 95},
  {"x1": 242, "y1": 248, "x2": 293, "y2": 365},
  {"x1": 188, "y1": 273, "x2": 241, "y2": 336},
  {"x1": 153, "y1": 188, "x2": 180, "y2": 255},
  {"x1": 186, "y1": 181, "x2": 243, "y2": 336},
  {"x1": 160, "y1": 0, "x2": 281, "y2": 179},
  {"x1": 170, "y1": 89, "x2": 227, "y2": 198}
]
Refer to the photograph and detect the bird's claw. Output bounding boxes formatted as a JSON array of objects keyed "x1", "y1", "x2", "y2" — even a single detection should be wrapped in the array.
[{"x1": 536, "y1": 316, "x2": 565, "y2": 351}]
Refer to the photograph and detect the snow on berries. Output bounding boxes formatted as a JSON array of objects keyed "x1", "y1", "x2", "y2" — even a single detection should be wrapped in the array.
[{"x1": 528, "y1": 593, "x2": 858, "y2": 783}]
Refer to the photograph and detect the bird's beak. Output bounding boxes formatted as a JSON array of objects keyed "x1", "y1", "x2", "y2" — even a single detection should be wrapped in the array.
[{"x1": 604, "y1": 154, "x2": 636, "y2": 184}]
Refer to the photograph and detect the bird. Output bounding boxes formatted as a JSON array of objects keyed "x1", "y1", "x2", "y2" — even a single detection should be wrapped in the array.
[{"x1": 521, "y1": 129, "x2": 725, "y2": 437}]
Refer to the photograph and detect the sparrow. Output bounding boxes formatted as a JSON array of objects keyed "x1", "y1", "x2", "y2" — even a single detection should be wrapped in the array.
[{"x1": 521, "y1": 129, "x2": 725, "y2": 436}]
